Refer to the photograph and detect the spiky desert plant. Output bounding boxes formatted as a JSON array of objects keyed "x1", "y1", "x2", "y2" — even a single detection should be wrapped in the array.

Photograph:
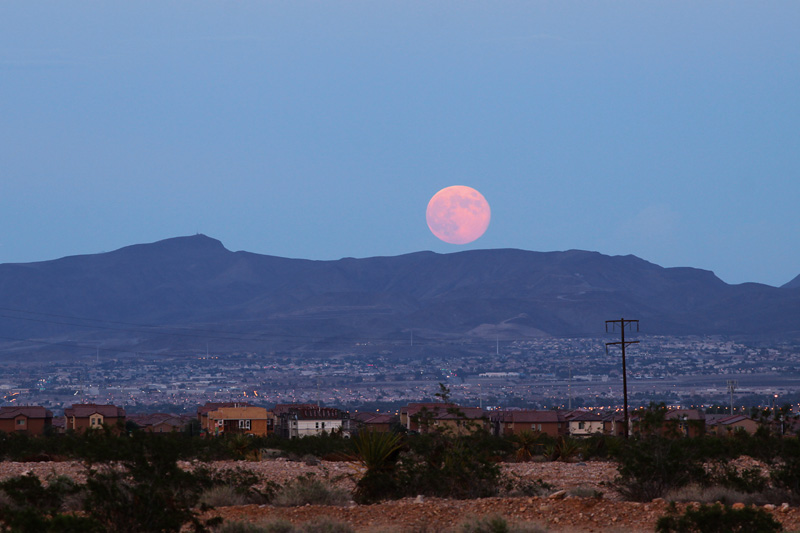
[
  {"x1": 352, "y1": 430, "x2": 404, "y2": 503},
  {"x1": 512, "y1": 431, "x2": 541, "y2": 462}
]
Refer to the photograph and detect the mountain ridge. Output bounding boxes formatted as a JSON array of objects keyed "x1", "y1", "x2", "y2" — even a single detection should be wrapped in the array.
[{"x1": 0, "y1": 234, "x2": 797, "y2": 358}]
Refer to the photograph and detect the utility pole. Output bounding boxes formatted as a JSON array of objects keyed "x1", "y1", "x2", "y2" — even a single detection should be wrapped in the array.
[
  {"x1": 606, "y1": 318, "x2": 639, "y2": 439},
  {"x1": 727, "y1": 380, "x2": 738, "y2": 415}
]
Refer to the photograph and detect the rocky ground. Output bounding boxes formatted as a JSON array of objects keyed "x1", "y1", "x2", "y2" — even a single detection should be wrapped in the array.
[{"x1": 3, "y1": 459, "x2": 800, "y2": 532}]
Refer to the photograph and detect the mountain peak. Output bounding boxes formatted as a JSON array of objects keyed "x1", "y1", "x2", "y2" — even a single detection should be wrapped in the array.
[{"x1": 782, "y1": 273, "x2": 800, "y2": 289}]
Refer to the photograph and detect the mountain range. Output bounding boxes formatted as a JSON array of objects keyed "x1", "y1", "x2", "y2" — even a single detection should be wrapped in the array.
[{"x1": 0, "y1": 234, "x2": 798, "y2": 359}]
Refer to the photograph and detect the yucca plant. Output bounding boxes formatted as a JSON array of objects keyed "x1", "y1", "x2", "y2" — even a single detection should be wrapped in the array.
[
  {"x1": 351, "y1": 430, "x2": 404, "y2": 503},
  {"x1": 513, "y1": 431, "x2": 542, "y2": 462}
]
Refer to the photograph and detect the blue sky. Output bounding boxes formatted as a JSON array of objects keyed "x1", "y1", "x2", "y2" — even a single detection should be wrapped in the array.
[{"x1": 1, "y1": 2, "x2": 798, "y2": 286}]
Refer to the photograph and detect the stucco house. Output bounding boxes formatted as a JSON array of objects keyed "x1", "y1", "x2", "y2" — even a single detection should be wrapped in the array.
[
  {"x1": 0, "y1": 406, "x2": 53, "y2": 435},
  {"x1": 491, "y1": 409, "x2": 563, "y2": 438},
  {"x1": 204, "y1": 406, "x2": 273, "y2": 437},
  {"x1": 565, "y1": 410, "x2": 604, "y2": 438},
  {"x1": 274, "y1": 404, "x2": 349, "y2": 438},
  {"x1": 64, "y1": 403, "x2": 126, "y2": 432}
]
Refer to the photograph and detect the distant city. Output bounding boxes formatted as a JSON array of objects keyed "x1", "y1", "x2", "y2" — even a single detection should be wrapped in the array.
[{"x1": 3, "y1": 335, "x2": 800, "y2": 416}]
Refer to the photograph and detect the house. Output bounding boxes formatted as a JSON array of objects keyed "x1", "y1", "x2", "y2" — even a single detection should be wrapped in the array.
[
  {"x1": 352, "y1": 412, "x2": 395, "y2": 433},
  {"x1": 490, "y1": 409, "x2": 563, "y2": 438},
  {"x1": 564, "y1": 410, "x2": 604, "y2": 438},
  {"x1": 632, "y1": 408, "x2": 706, "y2": 438},
  {"x1": 197, "y1": 402, "x2": 253, "y2": 430},
  {"x1": 400, "y1": 402, "x2": 488, "y2": 435},
  {"x1": 602, "y1": 412, "x2": 626, "y2": 437},
  {"x1": 705, "y1": 414, "x2": 759, "y2": 436},
  {"x1": 204, "y1": 406, "x2": 273, "y2": 437},
  {"x1": 0, "y1": 406, "x2": 53, "y2": 435},
  {"x1": 64, "y1": 403, "x2": 126, "y2": 432},
  {"x1": 128, "y1": 413, "x2": 192, "y2": 434},
  {"x1": 665, "y1": 409, "x2": 706, "y2": 438},
  {"x1": 274, "y1": 404, "x2": 350, "y2": 438}
]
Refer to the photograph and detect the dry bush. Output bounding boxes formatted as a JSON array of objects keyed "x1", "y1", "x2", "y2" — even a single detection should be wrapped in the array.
[
  {"x1": 664, "y1": 483, "x2": 773, "y2": 506},
  {"x1": 199, "y1": 485, "x2": 250, "y2": 507},
  {"x1": 272, "y1": 475, "x2": 350, "y2": 507}
]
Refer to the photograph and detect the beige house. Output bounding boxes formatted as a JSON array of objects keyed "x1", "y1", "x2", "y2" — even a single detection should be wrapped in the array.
[
  {"x1": 565, "y1": 410, "x2": 604, "y2": 438},
  {"x1": 64, "y1": 404, "x2": 126, "y2": 432},
  {"x1": 400, "y1": 402, "x2": 488, "y2": 435},
  {"x1": 204, "y1": 406, "x2": 272, "y2": 437}
]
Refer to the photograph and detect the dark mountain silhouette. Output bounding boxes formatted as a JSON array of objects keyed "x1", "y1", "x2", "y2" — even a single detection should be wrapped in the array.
[
  {"x1": 0, "y1": 234, "x2": 798, "y2": 358},
  {"x1": 783, "y1": 274, "x2": 800, "y2": 290}
]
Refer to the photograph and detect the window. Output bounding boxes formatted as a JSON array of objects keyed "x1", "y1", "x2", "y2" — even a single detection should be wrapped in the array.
[
  {"x1": 238, "y1": 419, "x2": 251, "y2": 430},
  {"x1": 578, "y1": 421, "x2": 585, "y2": 430}
]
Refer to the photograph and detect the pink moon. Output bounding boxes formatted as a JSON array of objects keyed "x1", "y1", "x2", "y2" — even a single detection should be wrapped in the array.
[{"x1": 426, "y1": 185, "x2": 491, "y2": 245}]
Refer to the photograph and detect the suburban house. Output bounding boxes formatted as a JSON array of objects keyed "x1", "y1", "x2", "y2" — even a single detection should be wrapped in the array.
[
  {"x1": 602, "y1": 412, "x2": 627, "y2": 437},
  {"x1": 127, "y1": 413, "x2": 192, "y2": 433},
  {"x1": 274, "y1": 404, "x2": 350, "y2": 438},
  {"x1": 705, "y1": 414, "x2": 758, "y2": 436},
  {"x1": 0, "y1": 406, "x2": 53, "y2": 435},
  {"x1": 564, "y1": 410, "x2": 604, "y2": 438},
  {"x1": 352, "y1": 412, "x2": 395, "y2": 433},
  {"x1": 197, "y1": 401, "x2": 253, "y2": 430},
  {"x1": 490, "y1": 409, "x2": 563, "y2": 438},
  {"x1": 665, "y1": 409, "x2": 706, "y2": 438},
  {"x1": 204, "y1": 406, "x2": 273, "y2": 437},
  {"x1": 400, "y1": 402, "x2": 488, "y2": 435},
  {"x1": 64, "y1": 403, "x2": 126, "y2": 432},
  {"x1": 631, "y1": 408, "x2": 707, "y2": 438}
]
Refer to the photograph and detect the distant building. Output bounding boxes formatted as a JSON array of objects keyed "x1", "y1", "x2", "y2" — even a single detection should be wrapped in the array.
[
  {"x1": 705, "y1": 414, "x2": 757, "y2": 436},
  {"x1": 491, "y1": 409, "x2": 563, "y2": 438},
  {"x1": 197, "y1": 402, "x2": 253, "y2": 430},
  {"x1": 400, "y1": 402, "x2": 488, "y2": 435},
  {"x1": 64, "y1": 403, "x2": 126, "y2": 432},
  {"x1": 204, "y1": 406, "x2": 273, "y2": 437},
  {"x1": 128, "y1": 413, "x2": 193, "y2": 434},
  {"x1": 274, "y1": 404, "x2": 349, "y2": 438},
  {"x1": 352, "y1": 412, "x2": 395, "y2": 433},
  {"x1": 0, "y1": 406, "x2": 53, "y2": 435},
  {"x1": 564, "y1": 410, "x2": 604, "y2": 438}
]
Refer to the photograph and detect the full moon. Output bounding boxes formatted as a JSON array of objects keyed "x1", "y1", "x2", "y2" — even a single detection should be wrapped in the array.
[{"x1": 426, "y1": 185, "x2": 491, "y2": 245}]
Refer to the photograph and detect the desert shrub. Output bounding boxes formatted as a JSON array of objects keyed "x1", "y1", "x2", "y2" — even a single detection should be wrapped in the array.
[
  {"x1": 771, "y1": 438, "x2": 800, "y2": 503},
  {"x1": 215, "y1": 520, "x2": 295, "y2": 533},
  {"x1": 568, "y1": 486, "x2": 603, "y2": 499},
  {"x1": 194, "y1": 466, "x2": 274, "y2": 504},
  {"x1": 272, "y1": 475, "x2": 350, "y2": 507},
  {"x1": 199, "y1": 485, "x2": 250, "y2": 507},
  {"x1": 82, "y1": 436, "x2": 221, "y2": 532},
  {"x1": 542, "y1": 436, "x2": 583, "y2": 462},
  {"x1": 297, "y1": 517, "x2": 355, "y2": 533},
  {"x1": 352, "y1": 430, "x2": 404, "y2": 504},
  {"x1": 655, "y1": 503, "x2": 782, "y2": 532},
  {"x1": 0, "y1": 472, "x2": 102, "y2": 532},
  {"x1": 396, "y1": 432, "x2": 502, "y2": 499},
  {"x1": 501, "y1": 476, "x2": 552, "y2": 497},
  {"x1": 710, "y1": 464, "x2": 769, "y2": 494},
  {"x1": 459, "y1": 515, "x2": 547, "y2": 533},
  {"x1": 664, "y1": 483, "x2": 772, "y2": 507},
  {"x1": 511, "y1": 431, "x2": 544, "y2": 462},
  {"x1": 612, "y1": 436, "x2": 706, "y2": 502},
  {"x1": 460, "y1": 515, "x2": 511, "y2": 533}
]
